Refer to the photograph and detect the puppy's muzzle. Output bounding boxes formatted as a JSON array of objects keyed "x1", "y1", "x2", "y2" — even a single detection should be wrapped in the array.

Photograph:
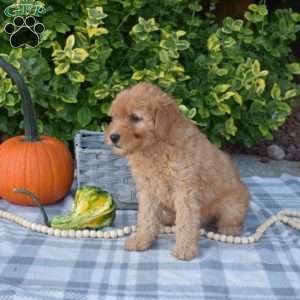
[{"x1": 110, "y1": 133, "x2": 120, "y2": 144}]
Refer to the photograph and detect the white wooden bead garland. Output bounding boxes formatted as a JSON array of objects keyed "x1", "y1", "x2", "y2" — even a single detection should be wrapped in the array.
[{"x1": 0, "y1": 209, "x2": 300, "y2": 243}]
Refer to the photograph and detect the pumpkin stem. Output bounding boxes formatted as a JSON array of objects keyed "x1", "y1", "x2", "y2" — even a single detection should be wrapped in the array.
[
  {"x1": 13, "y1": 188, "x2": 50, "y2": 226},
  {"x1": 0, "y1": 57, "x2": 39, "y2": 142}
]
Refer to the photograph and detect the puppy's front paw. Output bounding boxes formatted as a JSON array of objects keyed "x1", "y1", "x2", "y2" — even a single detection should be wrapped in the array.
[
  {"x1": 171, "y1": 243, "x2": 199, "y2": 261},
  {"x1": 125, "y1": 235, "x2": 153, "y2": 251}
]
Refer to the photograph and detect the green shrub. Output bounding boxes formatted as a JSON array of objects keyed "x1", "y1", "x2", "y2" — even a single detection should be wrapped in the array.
[
  {"x1": 0, "y1": 1, "x2": 299, "y2": 147},
  {"x1": 182, "y1": 4, "x2": 300, "y2": 146}
]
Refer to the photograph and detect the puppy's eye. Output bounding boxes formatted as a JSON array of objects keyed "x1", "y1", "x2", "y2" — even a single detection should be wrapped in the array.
[
  {"x1": 130, "y1": 114, "x2": 143, "y2": 123},
  {"x1": 107, "y1": 116, "x2": 113, "y2": 123}
]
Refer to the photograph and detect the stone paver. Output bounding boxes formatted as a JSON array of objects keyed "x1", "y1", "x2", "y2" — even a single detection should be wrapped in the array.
[{"x1": 232, "y1": 154, "x2": 300, "y2": 177}]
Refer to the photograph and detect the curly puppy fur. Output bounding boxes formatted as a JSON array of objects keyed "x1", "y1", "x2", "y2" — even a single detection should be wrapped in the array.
[{"x1": 105, "y1": 82, "x2": 250, "y2": 260}]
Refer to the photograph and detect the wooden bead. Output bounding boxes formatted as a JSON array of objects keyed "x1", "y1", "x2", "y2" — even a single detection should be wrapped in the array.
[
  {"x1": 41, "y1": 226, "x2": 49, "y2": 234},
  {"x1": 110, "y1": 231, "x2": 117, "y2": 239},
  {"x1": 14, "y1": 217, "x2": 21, "y2": 224},
  {"x1": 83, "y1": 230, "x2": 90, "y2": 238},
  {"x1": 227, "y1": 236, "x2": 234, "y2": 243},
  {"x1": 256, "y1": 226, "x2": 264, "y2": 233},
  {"x1": 164, "y1": 227, "x2": 172, "y2": 234},
  {"x1": 90, "y1": 230, "x2": 97, "y2": 238},
  {"x1": 277, "y1": 215, "x2": 284, "y2": 222},
  {"x1": 248, "y1": 236, "x2": 255, "y2": 243},
  {"x1": 159, "y1": 225, "x2": 164, "y2": 234},
  {"x1": 124, "y1": 226, "x2": 131, "y2": 234},
  {"x1": 3, "y1": 212, "x2": 9, "y2": 219},
  {"x1": 213, "y1": 233, "x2": 220, "y2": 241},
  {"x1": 21, "y1": 220, "x2": 27, "y2": 227},
  {"x1": 265, "y1": 219, "x2": 274, "y2": 227},
  {"x1": 97, "y1": 231, "x2": 104, "y2": 238},
  {"x1": 207, "y1": 232, "x2": 214, "y2": 239},
  {"x1": 35, "y1": 224, "x2": 42, "y2": 232},
  {"x1": 117, "y1": 229, "x2": 124, "y2": 237},
  {"x1": 234, "y1": 236, "x2": 241, "y2": 244},
  {"x1": 220, "y1": 235, "x2": 227, "y2": 242},
  {"x1": 282, "y1": 216, "x2": 289, "y2": 223},
  {"x1": 26, "y1": 222, "x2": 33, "y2": 229},
  {"x1": 103, "y1": 231, "x2": 111, "y2": 239},
  {"x1": 259, "y1": 224, "x2": 268, "y2": 232},
  {"x1": 241, "y1": 237, "x2": 249, "y2": 244},
  {"x1": 280, "y1": 209, "x2": 289, "y2": 215},
  {"x1": 75, "y1": 231, "x2": 82, "y2": 238},
  {"x1": 47, "y1": 228, "x2": 54, "y2": 236},
  {"x1": 61, "y1": 230, "x2": 68, "y2": 238},
  {"x1": 54, "y1": 229, "x2": 61, "y2": 237},
  {"x1": 68, "y1": 230, "x2": 75, "y2": 238},
  {"x1": 254, "y1": 232, "x2": 262, "y2": 240},
  {"x1": 31, "y1": 223, "x2": 37, "y2": 231}
]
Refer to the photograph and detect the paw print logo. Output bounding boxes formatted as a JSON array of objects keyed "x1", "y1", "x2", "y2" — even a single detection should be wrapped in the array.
[{"x1": 4, "y1": 16, "x2": 45, "y2": 48}]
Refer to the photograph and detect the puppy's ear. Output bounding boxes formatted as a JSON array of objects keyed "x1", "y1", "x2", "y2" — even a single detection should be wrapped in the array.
[
  {"x1": 154, "y1": 102, "x2": 182, "y2": 140},
  {"x1": 107, "y1": 104, "x2": 113, "y2": 117}
]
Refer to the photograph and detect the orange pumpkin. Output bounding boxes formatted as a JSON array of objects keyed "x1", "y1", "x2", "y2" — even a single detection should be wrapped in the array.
[{"x1": 0, "y1": 58, "x2": 74, "y2": 206}]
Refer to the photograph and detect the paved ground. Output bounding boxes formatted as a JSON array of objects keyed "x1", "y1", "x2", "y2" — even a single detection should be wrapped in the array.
[{"x1": 232, "y1": 154, "x2": 300, "y2": 177}]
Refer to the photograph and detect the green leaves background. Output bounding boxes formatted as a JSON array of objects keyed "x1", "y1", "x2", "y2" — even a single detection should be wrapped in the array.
[{"x1": 0, "y1": 1, "x2": 299, "y2": 147}]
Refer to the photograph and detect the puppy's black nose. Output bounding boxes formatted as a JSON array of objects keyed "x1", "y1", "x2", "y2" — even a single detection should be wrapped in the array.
[{"x1": 110, "y1": 133, "x2": 120, "y2": 144}]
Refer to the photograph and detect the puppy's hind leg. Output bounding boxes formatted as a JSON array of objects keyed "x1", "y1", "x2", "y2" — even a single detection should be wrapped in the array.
[
  {"x1": 171, "y1": 183, "x2": 201, "y2": 261},
  {"x1": 216, "y1": 186, "x2": 250, "y2": 236}
]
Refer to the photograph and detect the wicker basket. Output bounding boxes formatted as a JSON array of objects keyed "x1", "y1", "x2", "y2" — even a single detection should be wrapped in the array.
[{"x1": 74, "y1": 130, "x2": 137, "y2": 210}]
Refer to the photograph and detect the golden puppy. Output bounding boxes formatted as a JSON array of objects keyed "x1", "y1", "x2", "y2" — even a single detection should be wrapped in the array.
[{"x1": 105, "y1": 82, "x2": 250, "y2": 260}]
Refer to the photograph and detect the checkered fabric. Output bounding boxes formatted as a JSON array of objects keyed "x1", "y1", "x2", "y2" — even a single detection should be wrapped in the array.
[{"x1": 0, "y1": 175, "x2": 299, "y2": 300}]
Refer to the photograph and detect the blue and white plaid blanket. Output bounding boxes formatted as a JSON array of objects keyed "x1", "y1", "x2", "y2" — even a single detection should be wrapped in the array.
[{"x1": 0, "y1": 175, "x2": 299, "y2": 300}]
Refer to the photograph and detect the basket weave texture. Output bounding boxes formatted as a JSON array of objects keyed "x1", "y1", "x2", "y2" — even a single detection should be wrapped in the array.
[{"x1": 74, "y1": 130, "x2": 137, "y2": 210}]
